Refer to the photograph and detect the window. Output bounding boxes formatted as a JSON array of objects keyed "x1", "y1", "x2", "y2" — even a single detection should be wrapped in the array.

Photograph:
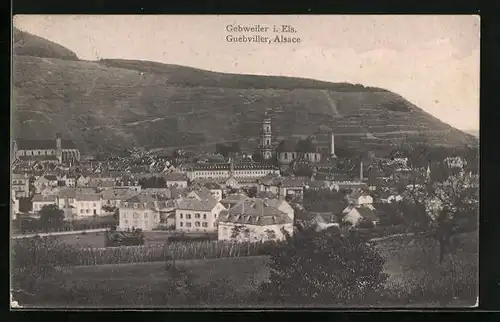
[
  {"x1": 80, "y1": 209, "x2": 83, "y2": 213},
  {"x1": 133, "y1": 212, "x2": 139, "y2": 219},
  {"x1": 154, "y1": 215, "x2": 159, "y2": 221},
  {"x1": 203, "y1": 214, "x2": 207, "y2": 219},
  {"x1": 133, "y1": 203, "x2": 138, "y2": 209},
  {"x1": 86, "y1": 209, "x2": 89, "y2": 213},
  {"x1": 195, "y1": 222, "x2": 200, "y2": 227},
  {"x1": 144, "y1": 213, "x2": 148, "y2": 219},
  {"x1": 93, "y1": 203, "x2": 96, "y2": 207},
  {"x1": 93, "y1": 209, "x2": 97, "y2": 215},
  {"x1": 202, "y1": 222, "x2": 208, "y2": 228},
  {"x1": 124, "y1": 220, "x2": 128, "y2": 224},
  {"x1": 213, "y1": 222, "x2": 217, "y2": 227},
  {"x1": 195, "y1": 213, "x2": 200, "y2": 219},
  {"x1": 214, "y1": 214, "x2": 217, "y2": 218},
  {"x1": 180, "y1": 222, "x2": 183, "y2": 227},
  {"x1": 186, "y1": 222, "x2": 192, "y2": 227},
  {"x1": 123, "y1": 212, "x2": 127, "y2": 218},
  {"x1": 187, "y1": 214, "x2": 191, "y2": 219}
]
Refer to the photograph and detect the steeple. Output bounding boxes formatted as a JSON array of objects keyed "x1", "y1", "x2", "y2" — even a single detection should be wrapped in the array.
[{"x1": 260, "y1": 112, "x2": 273, "y2": 160}]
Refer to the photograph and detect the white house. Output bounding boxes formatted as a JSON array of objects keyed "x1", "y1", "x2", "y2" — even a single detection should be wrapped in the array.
[
  {"x1": 217, "y1": 198, "x2": 294, "y2": 242},
  {"x1": 203, "y1": 182, "x2": 223, "y2": 201},
  {"x1": 11, "y1": 190, "x2": 19, "y2": 220},
  {"x1": 100, "y1": 187, "x2": 139, "y2": 209},
  {"x1": 32, "y1": 194, "x2": 57, "y2": 213},
  {"x1": 342, "y1": 205, "x2": 379, "y2": 227},
  {"x1": 76, "y1": 174, "x2": 91, "y2": 187},
  {"x1": 75, "y1": 193, "x2": 102, "y2": 217},
  {"x1": 164, "y1": 173, "x2": 189, "y2": 188},
  {"x1": 118, "y1": 194, "x2": 173, "y2": 231},
  {"x1": 11, "y1": 173, "x2": 30, "y2": 198},
  {"x1": 175, "y1": 193, "x2": 226, "y2": 233}
]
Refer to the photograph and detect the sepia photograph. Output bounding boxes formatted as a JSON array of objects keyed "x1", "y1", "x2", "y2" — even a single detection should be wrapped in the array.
[{"x1": 10, "y1": 15, "x2": 479, "y2": 309}]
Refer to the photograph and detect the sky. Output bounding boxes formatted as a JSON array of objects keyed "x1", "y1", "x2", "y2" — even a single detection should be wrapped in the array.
[{"x1": 13, "y1": 15, "x2": 480, "y2": 130}]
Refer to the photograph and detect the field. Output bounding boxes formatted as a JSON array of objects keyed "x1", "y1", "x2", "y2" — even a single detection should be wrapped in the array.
[
  {"x1": 15, "y1": 230, "x2": 478, "y2": 307},
  {"x1": 51, "y1": 231, "x2": 172, "y2": 248},
  {"x1": 40, "y1": 256, "x2": 271, "y2": 308}
]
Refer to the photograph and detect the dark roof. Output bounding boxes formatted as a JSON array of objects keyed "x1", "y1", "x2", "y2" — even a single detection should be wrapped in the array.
[
  {"x1": 204, "y1": 182, "x2": 222, "y2": 190},
  {"x1": 189, "y1": 162, "x2": 278, "y2": 171},
  {"x1": 44, "y1": 175, "x2": 58, "y2": 181},
  {"x1": 32, "y1": 194, "x2": 57, "y2": 202},
  {"x1": 219, "y1": 198, "x2": 292, "y2": 226},
  {"x1": 164, "y1": 173, "x2": 188, "y2": 181},
  {"x1": 18, "y1": 155, "x2": 59, "y2": 161},
  {"x1": 16, "y1": 138, "x2": 77, "y2": 150},
  {"x1": 276, "y1": 139, "x2": 298, "y2": 152}
]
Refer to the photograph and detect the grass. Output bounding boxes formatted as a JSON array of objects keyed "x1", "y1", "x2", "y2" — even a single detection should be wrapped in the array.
[
  {"x1": 373, "y1": 230, "x2": 478, "y2": 307},
  {"x1": 15, "y1": 229, "x2": 478, "y2": 307},
  {"x1": 30, "y1": 256, "x2": 271, "y2": 308}
]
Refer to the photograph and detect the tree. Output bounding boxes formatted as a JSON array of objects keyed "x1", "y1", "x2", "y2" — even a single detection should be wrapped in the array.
[
  {"x1": 424, "y1": 171, "x2": 479, "y2": 262},
  {"x1": 38, "y1": 204, "x2": 64, "y2": 232},
  {"x1": 230, "y1": 224, "x2": 246, "y2": 240},
  {"x1": 257, "y1": 227, "x2": 388, "y2": 305},
  {"x1": 392, "y1": 145, "x2": 479, "y2": 263}
]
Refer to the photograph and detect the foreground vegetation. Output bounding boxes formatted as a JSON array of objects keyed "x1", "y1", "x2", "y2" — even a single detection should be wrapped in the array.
[
  {"x1": 11, "y1": 226, "x2": 477, "y2": 307},
  {"x1": 11, "y1": 236, "x2": 281, "y2": 266}
]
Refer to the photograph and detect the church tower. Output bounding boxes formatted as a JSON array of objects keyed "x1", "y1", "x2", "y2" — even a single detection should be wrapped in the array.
[{"x1": 260, "y1": 114, "x2": 273, "y2": 160}]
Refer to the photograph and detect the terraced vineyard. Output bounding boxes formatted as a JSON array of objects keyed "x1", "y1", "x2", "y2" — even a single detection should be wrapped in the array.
[{"x1": 12, "y1": 28, "x2": 477, "y2": 156}]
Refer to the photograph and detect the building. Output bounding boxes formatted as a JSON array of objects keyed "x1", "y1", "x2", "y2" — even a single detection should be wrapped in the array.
[
  {"x1": 164, "y1": 173, "x2": 189, "y2": 188},
  {"x1": 75, "y1": 193, "x2": 102, "y2": 217},
  {"x1": 342, "y1": 205, "x2": 379, "y2": 227},
  {"x1": 203, "y1": 182, "x2": 223, "y2": 201},
  {"x1": 11, "y1": 190, "x2": 19, "y2": 219},
  {"x1": 33, "y1": 175, "x2": 58, "y2": 193},
  {"x1": 100, "y1": 187, "x2": 140, "y2": 209},
  {"x1": 60, "y1": 174, "x2": 77, "y2": 188},
  {"x1": 217, "y1": 198, "x2": 294, "y2": 242},
  {"x1": 118, "y1": 194, "x2": 173, "y2": 231},
  {"x1": 186, "y1": 161, "x2": 279, "y2": 182},
  {"x1": 279, "y1": 178, "x2": 305, "y2": 199},
  {"x1": 11, "y1": 173, "x2": 30, "y2": 198},
  {"x1": 32, "y1": 194, "x2": 57, "y2": 213},
  {"x1": 260, "y1": 114, "x2": 273, "y2": 160},
  {"x1": 276, "y1": 138, "x2": 322, "y2": 165},
  {"x1": 13, "y1": 133, "x2": 80, "y2": 164},
  {"x1": 175, "y1": 191, "x2": 226, "y2": 233}
]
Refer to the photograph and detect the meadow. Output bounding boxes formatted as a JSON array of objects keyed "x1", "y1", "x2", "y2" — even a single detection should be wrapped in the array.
[{"x1": 13, "y1": 230, "x2": 477, "y2": 307}]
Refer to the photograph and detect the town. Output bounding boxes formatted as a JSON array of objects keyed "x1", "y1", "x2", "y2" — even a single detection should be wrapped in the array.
[{"x1": 11, "y1": 114, "x2": 477, "y2": 242}]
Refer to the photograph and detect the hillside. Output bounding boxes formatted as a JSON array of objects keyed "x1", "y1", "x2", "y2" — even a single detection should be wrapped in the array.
[
  {"x1": 13, "y1": 28, "x2": 79, "y2": 61},
  {"x1": 12, "y1": 31, "x2": 478, "y2": 156}
]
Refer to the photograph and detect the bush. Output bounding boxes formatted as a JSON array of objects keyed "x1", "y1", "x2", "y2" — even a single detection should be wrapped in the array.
[{"x1": 256, "y1": 227, "x2": 388, "y2": 305}]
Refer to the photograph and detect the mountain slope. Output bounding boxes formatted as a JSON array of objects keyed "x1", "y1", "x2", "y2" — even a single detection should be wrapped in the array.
[
  {"x1": 13, "y1": 27, "x2": 79, "y2": 61},
  {"x1": 12, "y1": 31, "x2": 478, "y2": 156}
]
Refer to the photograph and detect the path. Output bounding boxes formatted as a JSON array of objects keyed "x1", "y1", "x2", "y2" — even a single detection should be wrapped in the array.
[
  {"x1": 11, "y1": 228, "x2": 108, "y2": 239},
  {"x1": 322, "y1": 90, "x2": 341, "y2": 117}
]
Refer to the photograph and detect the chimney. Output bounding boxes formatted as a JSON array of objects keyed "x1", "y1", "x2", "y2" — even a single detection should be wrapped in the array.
[
  {"x1": 360, "y1": 160, "x2": 364, "y2": 182},
  {"x1": 330, "y1": 133, "x2": 336, "y2": 158}
]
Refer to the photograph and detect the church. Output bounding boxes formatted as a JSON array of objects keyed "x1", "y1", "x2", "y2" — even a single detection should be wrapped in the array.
[
  {"x1": 259, "y1": 114, "x2": 337, "y2": 165},
  {"x1": 13, "y1": 133, "x2": 81, "y2": 165}
]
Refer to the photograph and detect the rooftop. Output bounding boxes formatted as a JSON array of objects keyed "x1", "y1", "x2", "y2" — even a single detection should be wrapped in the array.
[
  {"x1": 32, "y1": 194, "x2": 57, "y2": 202},
  {"x1": 219, "y1": 199, "x2": 292, "y2": 226},
  {"x1": 177, "y1": 198, "x2": 219, "y2": 212},
  {"x1": 15, "y1": 138, "x2": 77, "y2": 150}
]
